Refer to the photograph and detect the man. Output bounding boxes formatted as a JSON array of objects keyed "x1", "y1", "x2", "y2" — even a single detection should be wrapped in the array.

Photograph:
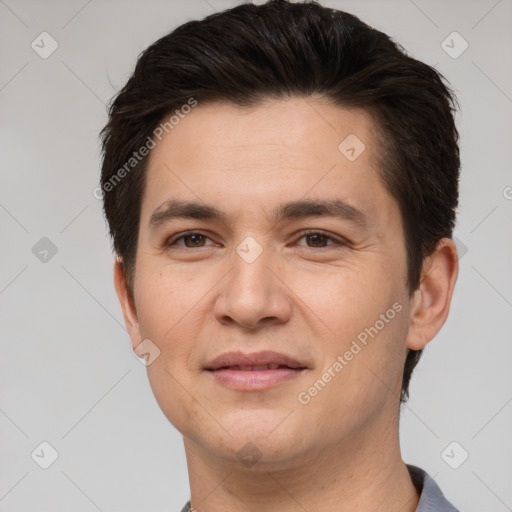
[{"x1": 99, "y1": 1, "x2": 460, "y2": 510}]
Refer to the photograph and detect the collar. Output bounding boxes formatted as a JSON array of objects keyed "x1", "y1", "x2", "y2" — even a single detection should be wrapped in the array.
[{"x1": 408, "y1": 464, "x2": 460, "y2": 512}]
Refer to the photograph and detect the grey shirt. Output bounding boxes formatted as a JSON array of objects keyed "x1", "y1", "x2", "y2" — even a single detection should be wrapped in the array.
[{"x1": 179, "y1": 465, "x2": 459, "y2": 511}]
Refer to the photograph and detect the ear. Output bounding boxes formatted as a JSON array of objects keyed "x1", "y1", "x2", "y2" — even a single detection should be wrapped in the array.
[
  {"x1": 113, "y1": 258, "x2": 142, "y2": 351},
  {"x1": 406, "y1": 238, "x2": 459, "y2": 351}
]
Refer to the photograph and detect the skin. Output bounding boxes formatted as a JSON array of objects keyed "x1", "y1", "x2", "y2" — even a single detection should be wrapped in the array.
[{"x1": 114, "y1": 97, "x2": 459, "y2": 511}]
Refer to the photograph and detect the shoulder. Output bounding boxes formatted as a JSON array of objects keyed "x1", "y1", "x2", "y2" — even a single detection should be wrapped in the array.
[{"x1": 179, "y1": 501, "x2": 191, "y2": 512}]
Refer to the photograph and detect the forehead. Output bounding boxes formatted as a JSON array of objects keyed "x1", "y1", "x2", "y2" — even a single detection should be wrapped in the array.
[
  {"x1": 151, "y1": 98, "x2": 380, "y2": 170},
  {"x1": 141, "y1": 97, "x2": 398, "y2": 231}
]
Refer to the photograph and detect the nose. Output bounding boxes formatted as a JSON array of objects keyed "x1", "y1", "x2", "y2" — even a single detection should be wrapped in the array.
[{"x1": 213, "y1": 244, "x2": 292, "y2": 330}]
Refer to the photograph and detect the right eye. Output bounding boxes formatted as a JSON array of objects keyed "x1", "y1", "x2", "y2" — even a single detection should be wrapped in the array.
[{"x1": 164, "y1": 231, "x2": 217, "y2": 249}]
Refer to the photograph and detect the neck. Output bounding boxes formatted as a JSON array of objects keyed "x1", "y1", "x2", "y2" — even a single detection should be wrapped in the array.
[{"x1": 183, "y1": 417, "x2": 419, "y2": 512}]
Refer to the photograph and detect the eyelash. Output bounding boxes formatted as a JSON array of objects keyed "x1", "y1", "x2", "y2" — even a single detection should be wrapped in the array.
[{"x1": 164, "y1": 230, "x2": 347, "y2": 250}]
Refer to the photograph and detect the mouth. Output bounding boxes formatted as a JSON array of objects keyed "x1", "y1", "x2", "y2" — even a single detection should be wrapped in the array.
[
  {"x1": 214, "y1": 364, "x2": 302, "y2": 371},
  {"x1": 204, "y1": 351, "x2": 308, "y2": 391}
]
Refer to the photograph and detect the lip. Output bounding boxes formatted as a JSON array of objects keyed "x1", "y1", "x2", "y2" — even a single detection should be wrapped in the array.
[
  {"x1": 205, "y1": 350, "x2": 306, "y2": 370},
  {"x1": 204, "y1": 350, "x2": 308, "y2": 391}
]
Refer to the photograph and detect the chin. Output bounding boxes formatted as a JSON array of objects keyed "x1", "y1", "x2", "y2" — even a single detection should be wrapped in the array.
[{"x1": 185, "y1": 407, "x2": 310, "y2": 466}]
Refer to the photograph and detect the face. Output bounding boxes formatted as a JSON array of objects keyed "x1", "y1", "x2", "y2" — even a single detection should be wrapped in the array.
[{"x1": 119, "y1": 97, "x2": 417, "y2": 468}]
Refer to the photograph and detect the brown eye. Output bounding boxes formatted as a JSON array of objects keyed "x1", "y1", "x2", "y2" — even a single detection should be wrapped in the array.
[
  {"x1": 296, "y1": 230, "x2": 346, "y2": 248},
  {"x1": 182, "y1": 234, "x2": 207, "y2": 247},
  {"x1": 305, "y1": 233, "x2": 331, "y2": 247},
  {"x1": 165, "y1": 231, "x2": 215, "y2": 249}
]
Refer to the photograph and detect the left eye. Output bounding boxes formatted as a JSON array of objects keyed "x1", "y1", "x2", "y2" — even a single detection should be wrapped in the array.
[{"x1": 296, "y1": 231, "x2": 344, "y2": 248}]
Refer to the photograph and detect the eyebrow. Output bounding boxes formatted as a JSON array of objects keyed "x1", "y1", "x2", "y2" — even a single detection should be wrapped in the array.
[{"x1": 149, "y1": 198, "x2": 371, "y2": 230}]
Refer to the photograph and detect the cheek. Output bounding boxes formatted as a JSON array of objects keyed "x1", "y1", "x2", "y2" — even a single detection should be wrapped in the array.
[
  {"x1": 296, "y1": 264, "x2": 408, "y2": 405},
  {"x1": 326, "y1": 268, "x2": 407, "y2": 372},
  {"x1": 298, "y1": 308, "x2": 408, "y2": 436},
  {"x1": 295, "y1": 260, "x2": 395, "y2": 336},
  {"x1": 132, "y1": 258, "x2": 228, "y2": 381},
  {"x1": 134, "y1": 259, "x2": 197, "y2": 338},
  {"x1": 133, "y1": 267, "x2": 207, "y2": 431}
]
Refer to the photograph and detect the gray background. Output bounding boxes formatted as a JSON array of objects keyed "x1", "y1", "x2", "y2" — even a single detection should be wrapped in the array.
[{"x1": 1, "y1": 0, "x2": 511, "y2": 510}]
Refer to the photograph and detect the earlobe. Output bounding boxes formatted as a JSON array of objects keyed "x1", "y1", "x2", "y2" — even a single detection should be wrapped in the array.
[
  {"x1": 113, "y1": 258, "x2": 142, "y2": 350},
  {"x1": 406, "y1": 238, "x2": 459, "y2": 351}
]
